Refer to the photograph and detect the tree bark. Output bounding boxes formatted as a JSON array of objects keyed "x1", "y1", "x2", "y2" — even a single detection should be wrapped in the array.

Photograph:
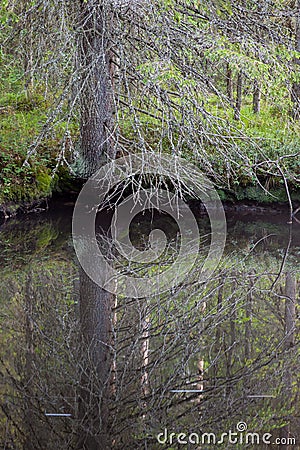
[
  {"x1": 253, "y1": 79, "x2": 261, "y2": 114},
  {"x1": 78, "y1": 0, "x2": 115, "y2": 177},
  {"x1": 233, "y1": 72, "x2": 242, "y2": 121},
  {"x1": 226, "y1": 64, "x2": 234, "y2": 107},
  {"x1": 226, "y1": 64, "x2": 233, "y2": 107}
]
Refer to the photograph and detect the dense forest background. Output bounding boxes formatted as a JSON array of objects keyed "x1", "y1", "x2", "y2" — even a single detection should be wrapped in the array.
[{"x1": 0, "y1": 0, "x2": 300, "y2": 209}]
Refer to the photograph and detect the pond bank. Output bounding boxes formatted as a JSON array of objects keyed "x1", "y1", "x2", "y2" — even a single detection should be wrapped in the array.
[
  {"x1": 0, "y1": 177, "x2": 82, "y2": 222},
  {"x1": 1, "y1": 192, "x2": 299, "y2": 225}
]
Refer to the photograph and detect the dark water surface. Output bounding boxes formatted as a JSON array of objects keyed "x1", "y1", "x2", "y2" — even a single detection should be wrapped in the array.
[{"x1": 0, "y1": 201, "x2": 299, "y2": 449}]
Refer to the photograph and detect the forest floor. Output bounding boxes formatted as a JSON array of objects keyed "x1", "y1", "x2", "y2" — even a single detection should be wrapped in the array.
[{"x1": 1, "y1": 85, "x2": 300, "y2": 217}]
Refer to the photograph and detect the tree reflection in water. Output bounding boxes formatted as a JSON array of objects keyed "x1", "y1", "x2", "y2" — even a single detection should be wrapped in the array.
[{"x1": 0, "y1": 207, "x2": 299, "y2": 449}]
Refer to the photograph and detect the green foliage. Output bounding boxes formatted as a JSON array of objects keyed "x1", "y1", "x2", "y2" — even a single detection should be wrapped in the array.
[
  {"x1": 0, "y1": 91, "x2": 47, "y2": 111},
  {"x1": 35, "y1": 224, "x2": 59, "y2": 250},
  {"x1": 0, "y1": 78, "x2": 77, "y2": 202}
]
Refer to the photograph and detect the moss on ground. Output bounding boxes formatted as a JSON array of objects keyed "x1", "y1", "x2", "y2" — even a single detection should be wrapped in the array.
[{"x1": 0, "y1": 77, "x2": 300, "y2": 208}]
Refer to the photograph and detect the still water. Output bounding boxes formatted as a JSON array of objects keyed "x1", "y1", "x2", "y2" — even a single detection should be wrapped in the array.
[{"x1": 0, "y1": 201, "x2": 299, "y2": 449}]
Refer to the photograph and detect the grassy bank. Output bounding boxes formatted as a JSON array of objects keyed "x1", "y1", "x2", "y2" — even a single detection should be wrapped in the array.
[{"x1": 1, "y1": 75, "x2": 300, "y2": 211}]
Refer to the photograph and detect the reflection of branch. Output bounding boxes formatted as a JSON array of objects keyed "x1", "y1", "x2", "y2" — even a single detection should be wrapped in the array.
[
  {"x1": 253, "y1": 160, "x2": 299, "y2": 224},
  {"x1": 228, "y1": 234, "x2": 276, "y2": 270},
  {"x1": 292, "y1": 205, "x2": 300, "y2": 219},
  {"x1": 293, "y1": 214, "x2": 300, "y2": 225},
  {"x1": 141, "y1": 315, "x2": 150, "y2": 400},
  {"x1": 271, "y1": 224, "x2": 292, "y2": 291}
]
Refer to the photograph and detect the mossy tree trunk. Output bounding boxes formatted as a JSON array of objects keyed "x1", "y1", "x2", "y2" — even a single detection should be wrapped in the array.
[{"x1": 77, "y1": 0, "x2": 115, "y2": 177}]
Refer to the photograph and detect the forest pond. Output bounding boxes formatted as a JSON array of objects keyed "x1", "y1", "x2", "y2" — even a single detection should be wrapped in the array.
[{"x1": 0, "y1": 201, "x2": 299, "y2": 449}]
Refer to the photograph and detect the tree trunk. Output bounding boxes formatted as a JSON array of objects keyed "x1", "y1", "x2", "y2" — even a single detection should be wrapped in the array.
[
  {"x1": 24, "y1": 19, "x2": 34, "y2": 95},
  {"x1": 78, "y1": 0, "x2": 115, "y2": 177},
  {"x1": 291, "y1": 0, "x2": 300, "y2": 119},
  {"x1": 253, "y1": 79, "x2": 261, "y2": 114},
  {"x1": 279, "y1": 272, "x2": 296, "y2": 449},
  {"x1": 233, "y1": 72, "x2": 242, "y2": 120},
  {"x1": 226, "y1": 64, "x2": 233, "y2": 106}
]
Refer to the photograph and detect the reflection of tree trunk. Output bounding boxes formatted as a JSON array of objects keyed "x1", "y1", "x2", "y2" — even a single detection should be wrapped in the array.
[
  {"x1": 196, "y1": 301, "x2": 206, "y2": 403},
  {"x1": 196, "y1": 359, "x2": 204, "y2": 404},
  {"x1": 229, "y1": 307, "x2": 236, "y2": 370},
  {"x1": 244, "y1": 275, "x2": 253, "y2": 361},
  {"x1": 141, "y1": 316, "x2": 150, "y2": 401},
  {"x1": 141, "y1": 314, "x2": 150, "y2": 421},
  {"x1": 226, "y1": 276, "x2": 236, "y2": 395},
  {"x1": 112, "y1": 295, "x2": 118, "y2": 397},
  {"x1": 284, "y1": 272, "x2": 296, "y2": 349},
  {"x1": 279, "y1": 272, "x2": 296, "y2": 449},
  {"x1": 77, "y1": 269, "x2": 114, "y2": 450},
  {"x1": 233, "y1": 72, "x2": 242, "y2": 120},
  {"x1": 213, "y1": 279, "x2": 224, "y2": 382},
  {"x1": 216, "y1": 281, "x2": 224, "y2": 346},
  {"x1": 24, "y1": 272, "x2": 36, "y2": 450}
]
